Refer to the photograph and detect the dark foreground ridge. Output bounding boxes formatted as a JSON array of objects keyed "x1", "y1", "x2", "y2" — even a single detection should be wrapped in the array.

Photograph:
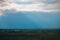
[{"x1": 0, "y1": 29, "x2": 60, "y2": 40}]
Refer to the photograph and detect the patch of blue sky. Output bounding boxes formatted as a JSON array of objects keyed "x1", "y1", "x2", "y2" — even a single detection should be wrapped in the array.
[
  {"x1": 43, "y1": 0, "x2": 59, "y2": 4},
  {"x1": 45, "y1": 1, "x2": 58, "y2": 4},
  {"x1": 0, "y1": 12, "x2": 60, "y2": 29}
]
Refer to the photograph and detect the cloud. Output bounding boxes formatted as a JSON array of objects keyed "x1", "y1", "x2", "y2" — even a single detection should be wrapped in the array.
[{"x1": 0, "y1": 0, "x2": 60, "y2": 16}]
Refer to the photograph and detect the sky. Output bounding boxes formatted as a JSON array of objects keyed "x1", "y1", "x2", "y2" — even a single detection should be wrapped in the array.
[{"x1": 0, "y1": 0, "x2": 60, "y2": 29}]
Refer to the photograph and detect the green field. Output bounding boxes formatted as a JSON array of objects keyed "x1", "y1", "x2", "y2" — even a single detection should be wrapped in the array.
[{"x1": 0, "y1": 30, "x2": 60, "y2": 40}]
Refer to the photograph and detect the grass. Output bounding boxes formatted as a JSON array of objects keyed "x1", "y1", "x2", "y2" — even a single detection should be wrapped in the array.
[{"x1": 0, "y1": 29, "x2": 60, "y2": 40}]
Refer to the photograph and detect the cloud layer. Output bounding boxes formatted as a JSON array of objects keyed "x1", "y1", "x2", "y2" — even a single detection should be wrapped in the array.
[{"x1": 0, "y1": 0, "x2": 60, "y2": 16}]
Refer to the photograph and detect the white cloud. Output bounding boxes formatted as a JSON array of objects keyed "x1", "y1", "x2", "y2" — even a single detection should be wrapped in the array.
[
  {"x1": 7, "y1": 3, "x2": 60, "y2": 12},
  {"x1": 0, "y1": 12, "x2": 3, "y2": 16},
  {"x1": 0, "y1": 0, "x2": 60, "y2": 16},
  {"x1": 8, "y1": 0, "x2": 32, "y2": 3}
]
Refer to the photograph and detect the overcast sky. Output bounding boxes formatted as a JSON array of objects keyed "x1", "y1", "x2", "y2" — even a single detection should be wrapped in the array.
[{"x1": 0, "y1": 0, "x2": 60, "y2": 16}]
